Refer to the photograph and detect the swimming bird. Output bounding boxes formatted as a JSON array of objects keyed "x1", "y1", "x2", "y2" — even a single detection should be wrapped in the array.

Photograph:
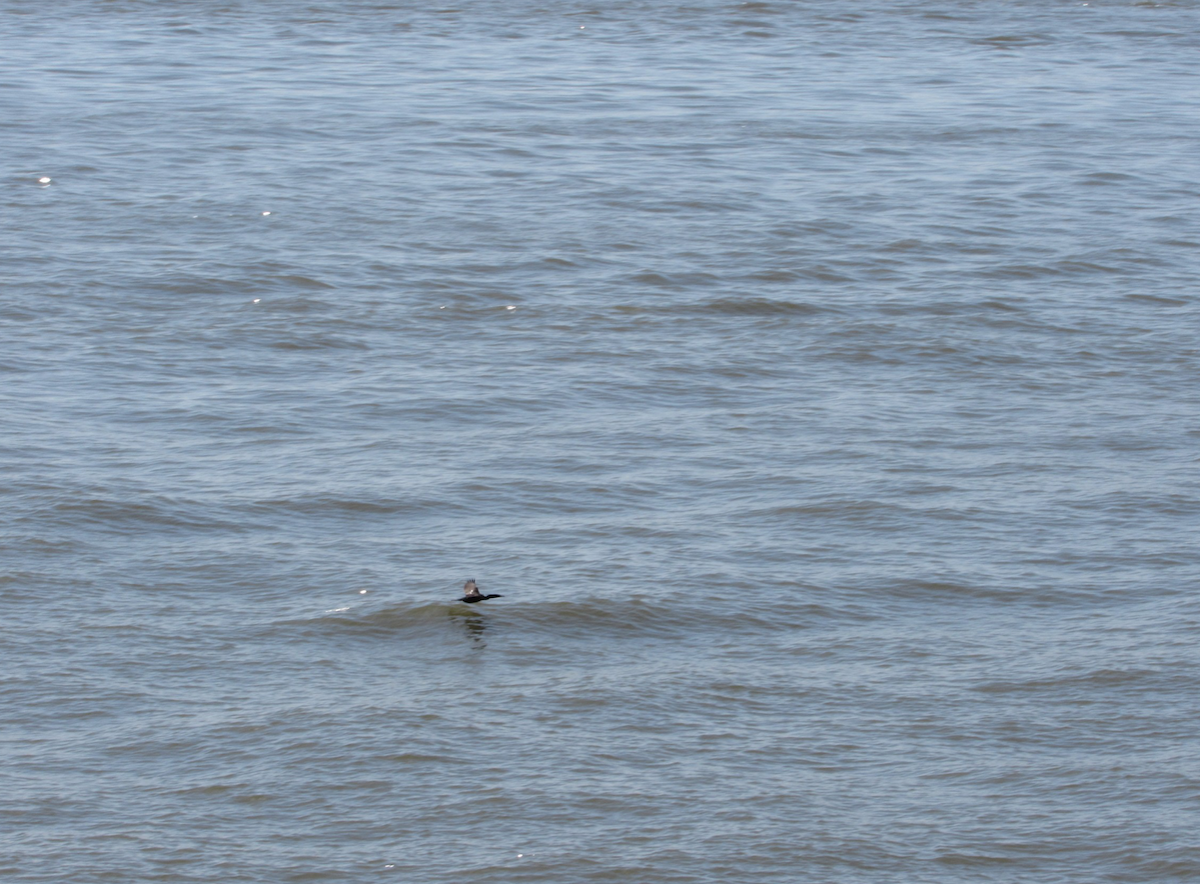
[{"x1": 459, "y1": 579, "x2": 502, "y2": 604}]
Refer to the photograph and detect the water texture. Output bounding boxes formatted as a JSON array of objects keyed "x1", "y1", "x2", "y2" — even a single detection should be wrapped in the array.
[{"x1": 2, "y1": 1, "x2": 1199, "y2": 881}]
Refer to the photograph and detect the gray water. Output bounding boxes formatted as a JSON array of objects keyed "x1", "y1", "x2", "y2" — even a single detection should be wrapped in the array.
[{"x1": 3, "y1": 1, "x2": 1199, "y2": 881}]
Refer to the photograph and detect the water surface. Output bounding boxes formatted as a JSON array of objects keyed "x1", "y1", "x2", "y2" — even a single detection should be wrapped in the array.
[{"x1": 2, "y1": 1, "x2": 1199, "y2": 881}]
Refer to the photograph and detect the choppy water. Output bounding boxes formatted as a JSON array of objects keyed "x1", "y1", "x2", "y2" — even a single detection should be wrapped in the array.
[{"x1": 3, "y1": 1, "x2": 1200, "y2": 881}]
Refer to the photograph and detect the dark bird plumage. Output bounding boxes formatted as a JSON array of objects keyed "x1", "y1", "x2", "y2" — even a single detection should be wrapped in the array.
[{"x1": 459, "y1": 579, "x2": 503, "y2": 604}]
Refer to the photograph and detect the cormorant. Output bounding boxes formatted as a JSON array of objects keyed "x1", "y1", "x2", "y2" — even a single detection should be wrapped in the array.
[{"x1": 459, "y1": 579, "x2": 502, "y2": 604}]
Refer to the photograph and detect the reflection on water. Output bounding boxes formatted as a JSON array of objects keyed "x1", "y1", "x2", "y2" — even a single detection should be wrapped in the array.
[{"x1": 451, "y1": 605, "x2": 488, "y2": 647}]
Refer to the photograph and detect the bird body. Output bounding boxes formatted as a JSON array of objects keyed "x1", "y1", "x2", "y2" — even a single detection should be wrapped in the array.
[{"x1": 459, "y1": 579, "x2": 503, "y2": 604}]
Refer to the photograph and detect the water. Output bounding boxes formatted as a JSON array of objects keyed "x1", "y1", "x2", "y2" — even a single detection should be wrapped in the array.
[{"x1": 3, "y1": 1, "x2": 1199, "y2": 881}]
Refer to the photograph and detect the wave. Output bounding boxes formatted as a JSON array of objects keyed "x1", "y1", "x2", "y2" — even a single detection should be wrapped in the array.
[
  {"x1": 972, "y1": 667, "x2": 1166, "y2": 695},
  {"x1": 610, "y1": 297, "x2": 826, "y2": 318},
  {"x1": 687, "y1": 297, "x2": 825, "y2": 316},
  {"x1": 289, "y1": 593, "x2": 846, "y2": 642}
]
